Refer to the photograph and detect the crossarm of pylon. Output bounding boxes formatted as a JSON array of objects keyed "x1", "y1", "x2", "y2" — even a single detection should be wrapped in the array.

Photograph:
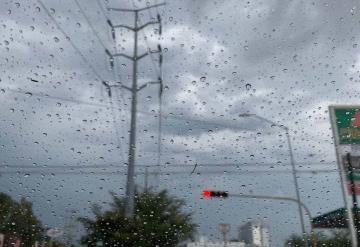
[
  {"x1": 137, "y1": 49, "x2": 161, "y2": 61},
  {"x1": 113, "y1": 53, "x2": 134, "y2": 61},
  {"x1": 137, "y1": 21, "x2": 159, "y2": 31},
  {"x1": 137, "y1": 80, "x2": 161, "y2": 92},
  {"x1": 121, "y1": 85, "x2": 132, "y2": 91},
  {"x1": 113, "y1": 24, "x2": 135, "y2": 31}
]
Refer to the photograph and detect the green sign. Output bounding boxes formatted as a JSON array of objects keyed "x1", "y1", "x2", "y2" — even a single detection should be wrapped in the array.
[{"x1": 334, "y1": 107, "x2": 360, "y2": 145}]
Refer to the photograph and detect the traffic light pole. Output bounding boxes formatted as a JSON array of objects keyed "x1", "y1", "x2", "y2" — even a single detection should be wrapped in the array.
[{"x1": 204, "y1": 190, "x2": 316, "y2": 247}]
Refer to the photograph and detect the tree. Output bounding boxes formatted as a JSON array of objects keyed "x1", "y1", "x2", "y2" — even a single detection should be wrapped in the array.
[
  {"x1": 285, "y1": 229, "x2": 351, "y2": 246},
  {"x1": 0, "y1": 192, "x2": 43, "y2": 246},
  {"x1": 79, "y1": 190, "x2": 195, "y2": 247}
]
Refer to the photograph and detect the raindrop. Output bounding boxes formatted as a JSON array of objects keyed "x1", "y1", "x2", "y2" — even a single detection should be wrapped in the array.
[
  {"x1": 24, "y1": 173, "x2": 30, "y2": 178},
  {"x1": 76, "y1": 22, "x2": 81, "y2": 28},
  {"x1": 35, "y1": 6, "x2": 40, "y2": 12},
  {"x1": 200, "y1": 76, "x2": 206, "y2": 82},
  {"x1": 56, "y1": 102, "x2": 61, "y2": 107},
  {"x1": 244, "y1": 45, "x2": 249, "y2": 51},
  {"x1": 15, "y1": 3, "x2": 20, "y2": 8},
  {"x1": 53, "y1": 37, "x2": 60, "y2": 43},
  {"x1": 245, "y1": 83, "x2": 252, "y2": 90},
  {"x1": 25, "y1": 92, "x2": 33, "y2": 97},
  {"x1": 50, "y1": 8, "x2": 55, "y2": 14}
]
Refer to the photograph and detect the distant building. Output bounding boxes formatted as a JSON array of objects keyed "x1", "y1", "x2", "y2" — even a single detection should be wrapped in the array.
[
  {"x1": 238, "y1": 221, "x2": 270, "y2": 247},
  {"x1": 187, "y1": 236, "x2": 245, "y2": 247}
]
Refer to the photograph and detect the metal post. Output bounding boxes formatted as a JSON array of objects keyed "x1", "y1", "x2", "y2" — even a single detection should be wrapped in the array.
[
  {"x1": 286, "y1": 129, "x2": 308, "y2": 247},
  {"x1": 238, "y1": 113, "x2": 308, "y2": 246},
  {"x1": 124, "y1": 10, "x2": 139, "y2": 218},
  {"x1": 230, "y1": 194, "x2": 315, "y2": 246},
  {"x1": 106, "y1": 2, "x2": 165, "y2": 218},
  {"x1": 347, "y1": 153, "x2": 360, "y2": 244},
  {"x1": 329, "y1": 106, "x2": 357, "y2": 247}
]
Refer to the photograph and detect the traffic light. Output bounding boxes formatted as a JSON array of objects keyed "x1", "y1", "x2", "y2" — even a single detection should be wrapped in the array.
[{"x1": 202, "y1": 189, "x2": 229, "y2": 199}]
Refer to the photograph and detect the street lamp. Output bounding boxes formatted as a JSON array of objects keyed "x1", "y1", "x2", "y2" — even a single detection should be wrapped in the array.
[{"x1": 238, "y1": 113, "x2": 307, "y2": 246}]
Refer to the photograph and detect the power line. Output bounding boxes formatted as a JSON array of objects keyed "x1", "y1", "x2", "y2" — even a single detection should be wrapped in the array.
[
  {"x1": 73, "y1": 0, "x2": 108, "y2": 51},
  {"x1": 132, "y1": 0, "x2": 165, "y2": 184},
  {"x1": 0, "y1": 169, "x2": 340, "y2": 175},
  {"x1": 108, "y1": 94, "x2": 126, "y2": 163},
  {"x1": 2, "y1": 86, "x2": 250, "y2": 130},
  {"x1": 37, "y1": 0, "x2": 104, "y2": 82},
  {"x1": 4, "y1": 87, "x2": 109, "y2": 108},
  {"x1": 95, "y1": 0, "x2": 109, "y2": 20},
  {"x1": 4, "y1": 86, "x2": 332, "y2": 141},
  {"x1": 131, "y1": 1, "x2": 167, "y2": 187},
  {"x1": 0, "y1": 162, "x2": 336, "y2": 169}
]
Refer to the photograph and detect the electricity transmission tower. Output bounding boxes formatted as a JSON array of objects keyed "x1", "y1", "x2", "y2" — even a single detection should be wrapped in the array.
[{"x1": 104, "y1": 2, "x2": 165, "y2": 218}]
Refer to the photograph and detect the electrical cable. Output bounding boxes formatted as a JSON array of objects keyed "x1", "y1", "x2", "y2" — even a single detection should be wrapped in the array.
[
  {"x1": 108, "y1": 93, "x2": 126, "y2": 163},
  {"x1": 0, "y1": 169, "x2": 341, "y2": 176},
  {"x1": 37, "y1": 0, "x2": 104, "y2": 82},
  {"x1": 95, "y1": 0, "x2": 110, "y2": 20},
  {"x1": 73, "y1": 0, "x2": 108, "y2": 51},
  {"x1": 0, "y1": 161, "x2": 337, "y2": 169}
]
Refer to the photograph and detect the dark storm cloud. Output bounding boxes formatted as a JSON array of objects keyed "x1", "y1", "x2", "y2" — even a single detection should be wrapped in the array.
[{"x1": 2, "y1": 0, "x2": 360, "y2": 245}]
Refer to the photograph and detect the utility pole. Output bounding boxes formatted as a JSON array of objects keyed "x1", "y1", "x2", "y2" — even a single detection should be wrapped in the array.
[{"x1": 105, "y1": 3, "x2": 165, "y2": 218}]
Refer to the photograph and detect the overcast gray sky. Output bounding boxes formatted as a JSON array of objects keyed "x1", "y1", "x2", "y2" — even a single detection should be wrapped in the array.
[{"x1": 1, "y1": 0, "x2": 360, "y2": 245}]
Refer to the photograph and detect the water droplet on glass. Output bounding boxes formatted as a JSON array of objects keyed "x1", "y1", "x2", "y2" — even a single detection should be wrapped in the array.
[
  {"x1": 25, "y1": 92, "x2": 33, "y2": 97},
  {"x1": 53, "y1": 37, "x2": 60, "y2": 43},
  {"x1": 200, "y1": 76, "x2": 206, "y2": 82},
  {"x1": 245, "y1": 83, "x2": 252, "y2": 90}
]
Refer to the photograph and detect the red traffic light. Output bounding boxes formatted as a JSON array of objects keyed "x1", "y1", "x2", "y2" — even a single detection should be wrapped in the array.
[
  {"x1": 202, "y1": 189, "x2": 229, "y2": 199},
  {"x1": 203, "y1": 190, "x2": 212, "y2": 199}
]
